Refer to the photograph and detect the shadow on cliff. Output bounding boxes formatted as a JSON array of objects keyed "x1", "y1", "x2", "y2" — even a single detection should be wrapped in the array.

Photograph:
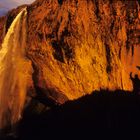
[{"x1": 9, "y1": 90, "x2": 139, "y2": 140}]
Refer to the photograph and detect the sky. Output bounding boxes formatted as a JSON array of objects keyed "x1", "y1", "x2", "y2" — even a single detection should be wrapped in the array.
[{"x1": 0, "y1": 0, "x2": 35, "y2": 16}]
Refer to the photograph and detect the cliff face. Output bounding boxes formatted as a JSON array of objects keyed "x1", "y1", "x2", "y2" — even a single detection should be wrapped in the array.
[
  {"x1": 1, "y1": 0, "x2": 140, "y2": 103},
  {"x1": 0, "y1": 16, "x2": 6, "y2": 45}
]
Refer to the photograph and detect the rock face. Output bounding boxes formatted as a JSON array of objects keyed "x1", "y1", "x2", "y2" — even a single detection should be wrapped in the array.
[
  {"x1": 0, "y1": 16, "x2": 6, "y2": 45},
  {"x1": 1, "y1": 0, "x2": 140, "y2": 102}
]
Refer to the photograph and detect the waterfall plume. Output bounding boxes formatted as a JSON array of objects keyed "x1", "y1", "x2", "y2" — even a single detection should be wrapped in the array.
[{"x1": 0, "y1": 8, "x2": 32, "y2": 129}]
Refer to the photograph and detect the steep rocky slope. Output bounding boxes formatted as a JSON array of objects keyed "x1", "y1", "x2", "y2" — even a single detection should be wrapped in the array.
[
  {"x1": 0, "y1": 16, "x2": 6, "y2": 45},
  {"x1": 0, "y1": 0, "x2": 140, "y2": 103}
]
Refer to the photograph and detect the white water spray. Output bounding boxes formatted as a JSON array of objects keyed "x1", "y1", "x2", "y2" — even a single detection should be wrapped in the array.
[{"x1": 0, "y1": 8, "x2": 32, "y2": 129}]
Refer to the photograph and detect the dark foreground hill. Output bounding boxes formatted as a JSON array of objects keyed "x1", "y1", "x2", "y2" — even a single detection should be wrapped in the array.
[
  {"x1": 1, "y1": 90, "x2": 140, "y2": 140},
  {"x1": 1, "y1": 0, "x2": 140, "y2": 103}
]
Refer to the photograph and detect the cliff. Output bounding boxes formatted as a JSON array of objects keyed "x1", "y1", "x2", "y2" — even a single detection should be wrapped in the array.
[
  {"x1": 0, "y1": 0, "x2": 140, "y2": 103},
  {"x1": 0, "y1": 16, "x2": 6, "y2": 45}
]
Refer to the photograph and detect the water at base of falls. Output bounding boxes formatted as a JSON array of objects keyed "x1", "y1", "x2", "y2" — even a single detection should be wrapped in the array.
[{"x1": 0, "y1": 8, "x2": 32, "y2": 130}]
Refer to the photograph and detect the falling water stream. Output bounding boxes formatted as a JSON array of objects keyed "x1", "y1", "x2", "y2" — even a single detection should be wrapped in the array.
[{"x1": 0, "y1": 8, "x2": 32, "y2": 129}]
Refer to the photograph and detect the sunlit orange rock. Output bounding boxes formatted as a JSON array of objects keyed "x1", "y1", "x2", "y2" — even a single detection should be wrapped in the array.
[{"x1": 0, "y1": 16, "x2": 6, "y2": 46}]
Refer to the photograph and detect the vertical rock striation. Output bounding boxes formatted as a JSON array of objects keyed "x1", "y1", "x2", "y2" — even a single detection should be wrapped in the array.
[{"x1": 26, "y1": 0, "x2": 140, "y2": 100}]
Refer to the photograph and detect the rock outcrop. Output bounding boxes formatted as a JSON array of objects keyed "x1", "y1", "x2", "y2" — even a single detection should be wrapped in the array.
[
  {"x1": 0, "y1": 16, "x2": 6, "y2": 45},
  {"x1": 0, "y1": 0, "x2": 140, "y2": 103}
]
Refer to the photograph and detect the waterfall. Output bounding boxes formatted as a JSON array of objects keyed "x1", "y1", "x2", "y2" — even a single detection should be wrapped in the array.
[{"x1": 0, "y1": 8, "x2": 32, "y2": 129}]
